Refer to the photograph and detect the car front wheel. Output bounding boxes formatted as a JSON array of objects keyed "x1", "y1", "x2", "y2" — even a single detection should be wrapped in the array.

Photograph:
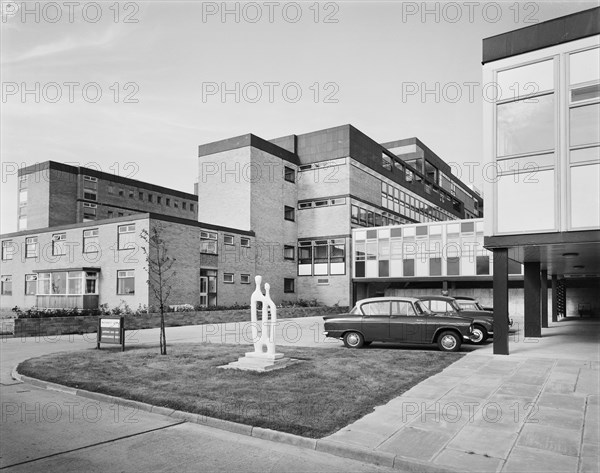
[
  {"x1": 343, "y1": 331, "x2": 364, "y2": 348},
  {"x1": 470, "y1": 325, "x2": 488, "y2": 344},
  {"x1": 437, "y1": 331, "x2": 461, "y2": 352}
]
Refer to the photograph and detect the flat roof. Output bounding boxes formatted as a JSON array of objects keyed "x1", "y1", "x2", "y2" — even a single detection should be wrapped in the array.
[{"x1": 482, "y1": 7, "x2": 600, "y2": 64}]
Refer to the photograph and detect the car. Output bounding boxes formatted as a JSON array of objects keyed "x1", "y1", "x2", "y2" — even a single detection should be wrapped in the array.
[
  {"x1": 418, "y1": 295, "x2": 496, "y2": 344},
  {"x1": 323, "y1": 296, "x2": 475, "y2": 352},
  {"x1": 454, "y1": 296, "x2": 514, "y2": 327}
]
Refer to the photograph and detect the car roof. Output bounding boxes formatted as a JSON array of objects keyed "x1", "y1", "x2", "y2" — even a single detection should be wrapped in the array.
[
  {"x1": 454, "y1": 296, "x2": 476, "y2": 301},
  {"x1": 356, "y1": 296, "x2": 421, "y2": 304},
  {"x1": 417, "y1": 295, "x2": 455, "y2": 302}
]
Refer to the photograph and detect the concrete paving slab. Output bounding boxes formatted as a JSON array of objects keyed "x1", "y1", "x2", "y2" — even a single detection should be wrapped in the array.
[
  {"x1": 537, "y1": 392, "x2": 587, "y2": 411},
  {"x1": 532, "y1": 405, "x2": 584, "y2": 431},
  {"x1": 494, "y1": 382, "x2": 543, "y2": 401},
  {"x1": 446, "y1": 425, "x2": 518, "y2": 459},
  {"x1": 517, "y1": 424, "x2": 580, "y2": 456},
  {"x1": 576, "y1": 369, "x2": 600, "y2": 394},
  {"x1": 377, "y1": 426, "x2": 452, "y2": 461},
  {"x1": 326, "y1": 426, "x2": 393, "y2": 449},
  {"x1": 579, "y1": 455, "x2": 600, "y2": 473},
  {"x1": 503, "y1": 445, "x2": 579, "y2": 473},
  {"x1": 543, "y1": 381, "x2": 576, "y2": 394},
  {"x1": 447, "y1": 382, "x2": 499, "y2": 400},
  {"x1": 433, "y1": 448, "x2": 504, "y2": 473}
]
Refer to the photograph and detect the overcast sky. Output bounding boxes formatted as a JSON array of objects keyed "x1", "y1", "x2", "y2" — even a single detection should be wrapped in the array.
[{"x1": 1, "y1": 1, "x2": 598, "y2": 234}]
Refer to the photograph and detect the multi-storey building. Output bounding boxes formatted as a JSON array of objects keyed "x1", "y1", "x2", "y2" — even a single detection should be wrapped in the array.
[
  {"x1": 482, "y1": 7, "x2": 600, "y2": 354},
  {"x1": 17, "y1": 162, "x2": 198, "y2": 231},
  {"x1": 0, "y1": 213, "x2": 256, "y2": 311},
  {"x1": 197, "y1": 124, "x2": 483, "y2": 306}
]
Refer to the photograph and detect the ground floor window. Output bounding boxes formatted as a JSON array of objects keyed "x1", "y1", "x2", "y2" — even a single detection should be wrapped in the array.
[
  {"x1": 0, "y1": 276, "x2": 12, "y2": 295},
  {"x1": 117, "y1": 270, "x2": 135, "y2": 295},
  {"x1": 25, "y1": 274, "x2": 37, "y2": 295},
  {"x1": 37, "y1": 271, "x2": 99, "y2": 295},
  {"x1": 284, "y1": 278, "x2": 295, "y2": 293},
  {"x1": 200, "y1": 269, "x2": 217, "y2": 307}
]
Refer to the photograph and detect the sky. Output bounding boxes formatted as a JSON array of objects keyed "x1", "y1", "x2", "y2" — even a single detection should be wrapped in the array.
[{"x1": 1, "y1": 0, "x2": 598, "y2": 234}]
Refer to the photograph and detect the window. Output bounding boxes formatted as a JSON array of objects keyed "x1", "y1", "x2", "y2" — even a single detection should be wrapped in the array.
[
  {"x1": 2, "y1": 241, "x2": 14, "y2": 260},
  {"x1": 25, "y1": 274, "x2": 37, "y2": 295},
  {"x1": 108, "y1": 210, "x2": 114, "y2": 218},
  {"x1": 117, "y1": 270, "x2": 135, "y2": 294},
  {"x1": 83, "y1": 203, "x2": 97, "y2": 221},
  {"x1": 68, "y1": 271, "x2": 82, "y2": 295},
  {"x1": 118, "y1": 212, "x2": 124, "y2": 217},
  {"x1": 83, "y1": 229, "x2": 99, "y2": 253},
  {"x1": 19, "y1": 189, "x2": 27, "y2": 206},
  {"x1": 284, "y1": 206, "x2": 295, "y2": 221},
  {"x1": 0, "y1": 276, "x2": 12, "y2": 295},
  {"x1": 284, "y1": 166, "x2": 295, "y2": 183},
  {"x1": 284, "y1": 245, "x2": 295, "y2": 260},
  {"x1": 139, "y1": 192, "x2": 144, "y2": 200},
  {"x1": 200, "y1": 231, "x2": 217, "y2": 254},
  {"x1": 240, "y1": 237, "x2": 250, "y2": 248},
  {"x1": 174, "y1": 201, "x2": 179, "y2": 208},
  {"x1": 52, "y1": 233, "x2": 66, "y2": 256},
  {"x1": 129, "y1": 190, "x2": 134, "y2": 199},
  {"x1": 223, "y1": 273, "x2": 234, "y2": 283},
  {"x1": 284, "y1": 278, "x2": 295, "y2": 293},
  {"x1": 224, "y1": 235, "x2": 234, "y2": 246},
  {"x1": 25, "y1": 237, "x2": 38, "y2": 258},
  {"x1": 118, "y1": 224, "x2": 136, "y2": 250},
  {"x1": 241, "y1": 274, "x2": 250, "y2": 284},
  {"x1": 166, "y1": 198, "x2": 171, "y2": 206},
  {"x1": 119, "y1": 189, "x2": 124, "y2": 197},
  {"x1": 107, "y1": 185, "x2": 114, "y2": 194},
  {"x1": 86, "y1": 272, "x2": 98, "y2": 294},
  {"x1": 83, "y1": 176, "x2": 97, "y2": 200},
  {"x1": 190, "y1": 203, "x2": 194, "y2": 211},
  {"x1": 19, "y1": 175, "x2": 28, "y2": 189},
  {"x1": 430, "y1": 300, "x2": 452, "y2": 313},
  {"x1": 149, "y1": 194, "x2": 154, "y2": 203},
  {"x1": 182, "y1": 202, "x2": 187, "y2": 210},
  {"x1": 391, "y1": 301, "x2": 416, "y2": 316},
  {"x1": 362, "y1": 301, "x2": 389, "y2": 316},
  {"x1": 18, "y1": 216, "x2": 27, "y2": 231}
]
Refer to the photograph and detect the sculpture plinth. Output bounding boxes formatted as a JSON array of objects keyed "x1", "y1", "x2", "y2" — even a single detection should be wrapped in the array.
[{"x1": 219, "y1": 276, "x2": 292, "y2": 372}]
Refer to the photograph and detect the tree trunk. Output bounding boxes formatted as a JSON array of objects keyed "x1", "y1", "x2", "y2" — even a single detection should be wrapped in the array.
[{"x1": 160, "y1": 308, "x2": 167, "y2": 355}]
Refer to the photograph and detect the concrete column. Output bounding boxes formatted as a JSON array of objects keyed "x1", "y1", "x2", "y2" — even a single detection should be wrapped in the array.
[
  {"x1": 493, "y1": 248, "x2": 509, "y2": 355},
  {"x1": 551, "y1": 274, "x2": 558, "y2": 322},
  {"x1": 541, "y1": 270, "x2": 548, "y2": 328},
  {"x1": 524, "y1": 262, "x2": 542, "y2": 337}
]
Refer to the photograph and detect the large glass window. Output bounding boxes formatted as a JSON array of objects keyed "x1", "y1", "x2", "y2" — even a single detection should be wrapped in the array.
[
  {"x1": 391, "y1": 301, "x2": 416, "y2": 316},
  {"x1": 361, "y1": 301, "x2": 389, "y2": 316}
]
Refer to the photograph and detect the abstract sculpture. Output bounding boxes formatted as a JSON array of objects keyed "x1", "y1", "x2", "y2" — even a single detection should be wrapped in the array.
[{"x1": 220, "y1": 275, "x2": 290, "y2": 372}]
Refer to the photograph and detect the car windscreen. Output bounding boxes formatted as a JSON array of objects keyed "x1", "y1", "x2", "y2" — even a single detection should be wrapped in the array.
[{"x1": 414, "y1": 301, "x2": 433, "y2": 315}]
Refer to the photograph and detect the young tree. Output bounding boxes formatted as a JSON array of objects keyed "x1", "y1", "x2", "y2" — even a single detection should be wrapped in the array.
[{"x1": 141, "y1": 224, "x2": 176, "y2": 355}]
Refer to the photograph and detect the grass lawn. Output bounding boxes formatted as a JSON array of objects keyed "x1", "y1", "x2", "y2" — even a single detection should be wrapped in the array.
[{"x1": 18, "y1": 343, "x2": 463, "y2": 438}]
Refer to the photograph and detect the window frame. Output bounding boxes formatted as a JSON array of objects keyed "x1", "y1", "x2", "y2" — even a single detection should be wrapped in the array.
[
  {"x1": 223, "y1": 273, "x2": 234, "y2": 284},
  {"x1": 284, "y1": 278, "x2": 295, "y2": 293},
  {"x1": 117, "y1": 270, "x2": 135, "y2": 295},
  {"x1": 284, "y1": 205, "x2": 295, "y2": 221}
]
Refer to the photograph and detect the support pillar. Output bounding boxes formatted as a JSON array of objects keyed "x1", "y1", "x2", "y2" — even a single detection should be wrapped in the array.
[
  {"x1": 493, "y1": 248, "x2": 509, "y2": 355},
  {"x1": 551, "y1": 274, "x2": 558, "y2": 322},
  {"x1": 541, "y1": 270, "x2": 548, "y2": 328},
  {"x1": 524, "y1": 262, "x2": 542, "y2": 337}
]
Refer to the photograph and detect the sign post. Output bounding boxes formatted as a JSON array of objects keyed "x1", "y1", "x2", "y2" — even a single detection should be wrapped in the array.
[{"x1": 97, "y1": 317, "x2": 125, "y2": 351}]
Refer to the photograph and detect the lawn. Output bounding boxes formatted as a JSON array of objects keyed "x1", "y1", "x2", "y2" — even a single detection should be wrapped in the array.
[{"x1": 18, "y1": 344, "x2": 463, "y2": 438}]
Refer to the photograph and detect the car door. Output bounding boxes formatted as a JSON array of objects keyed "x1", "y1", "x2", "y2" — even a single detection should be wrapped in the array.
[
  {"x1": 389, "y1": 301, "x2": 426, "y2": 343},
  {"x1": 360, "y1": 301, "x2": 390, "y2": 341}
]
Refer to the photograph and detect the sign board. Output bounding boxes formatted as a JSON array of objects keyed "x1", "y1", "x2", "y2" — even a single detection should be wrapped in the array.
[{"x1": 97, "y1": 317, "x2": 125, "y2": 351}]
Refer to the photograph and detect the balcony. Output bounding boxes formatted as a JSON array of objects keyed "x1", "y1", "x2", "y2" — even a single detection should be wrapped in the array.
[{"x1": 36, "y1": 295, "x2": 99, "y2": 310}]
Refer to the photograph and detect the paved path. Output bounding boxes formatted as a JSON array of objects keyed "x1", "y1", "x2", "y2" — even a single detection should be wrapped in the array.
[
  {"x1": 326, "y1": 317, "x2": 600, "y2": 473},
  {"x1": 0, "y1": 317, "x2": 400, "y2": 473}
]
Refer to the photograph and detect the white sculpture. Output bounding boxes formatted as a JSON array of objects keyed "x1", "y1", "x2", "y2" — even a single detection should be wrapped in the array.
[
  {"x1": 250, "y1": 275, "x2": 277, "y2": 356},
  {"x1": 220, "y1": 275, "x2": 290, "y2": 372}
]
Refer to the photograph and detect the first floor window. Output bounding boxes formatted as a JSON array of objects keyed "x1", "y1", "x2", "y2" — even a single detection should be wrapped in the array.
[
  {"x1": 200, "y1": 231, "x2": 217, "y2": 254},
  {"x1": 283, "y1": 245, "x2": 295, "y2": 260},
  {"x1": 25, "y1": 237, "x2": 38, "y2": 258},
  {"x1": 223, "y1": 273, "x2": 234, "y2": 284},
  {"x1": 284, "y1": 166, "x2": 295, "y2": 183},
  {"x1": 240, "y1": 237, "x2": 250, "y2": 248},
  {"x1": 1, "y1": 276, "x2": 12, "y2": 295},
  {"x1": 241, "y1": 274, "x2": 250, "y2": 284},
  {"x1": 25, "y1": 274, "x2": 37, "y2": 295},
  {"x1": 118, "y1": 224, "x2": 136, "y2": 250},
  {"x1": 117, "y1": 270, "x2": 135, "y2": 295},
  {"x1": 2, "y1": 240, "x2": 14, "y2": 260},
  {"x1": 52, "y1": 233, "x2": 66, "y2": 256},
  {"x1": 83, "y1": 229, "x2": 100, "y2": 253},
  {"x1": 284, "y1": 278, "x2": 295, "y2": 293},
  {"x1": 83, "y1": 203, "x2": 97, "y2": 221},
  {"x1": 224, "y1": 235, "x2": 234, "y2": 246}
]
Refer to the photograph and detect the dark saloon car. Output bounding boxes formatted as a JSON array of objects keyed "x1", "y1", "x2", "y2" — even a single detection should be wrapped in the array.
[
  {"x1": 454, "y1": 296, "x2": 514, "y2": 327},
  {"x1": 418, "y1": 295, "x2": 495, "y2": 344},
  {"x1": 323, "y1": 297, "x2": 475, "y2": 352}
]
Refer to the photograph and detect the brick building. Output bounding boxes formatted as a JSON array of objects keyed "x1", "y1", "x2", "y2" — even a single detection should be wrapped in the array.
[{"x1": 197, "y1": 124, "x2": 482, "y2": 306}]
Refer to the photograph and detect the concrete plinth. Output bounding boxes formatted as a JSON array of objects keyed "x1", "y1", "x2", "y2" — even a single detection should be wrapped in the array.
[{"x1": 218, "y1": 352, "x2": 293, "y2": 372}]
